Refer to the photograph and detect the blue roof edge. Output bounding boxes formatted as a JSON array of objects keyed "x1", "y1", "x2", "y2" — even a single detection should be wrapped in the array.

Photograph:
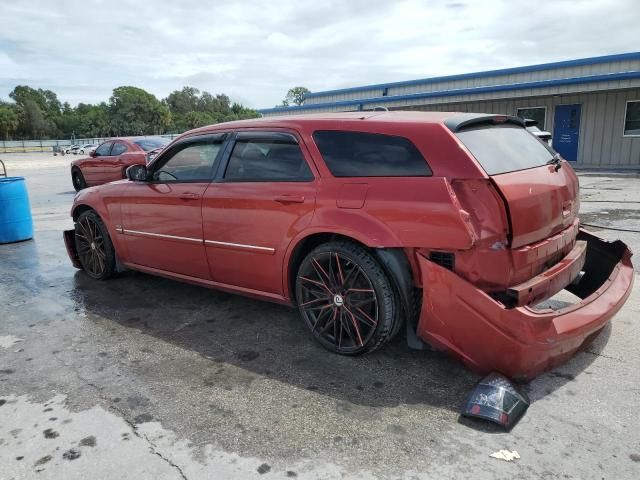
[
  {"x1": 257, "y1": 70, "x2": 640, "y2": 114},
  {"x1": 301, "y1": 51, "x2": 640, "y2": 101}
]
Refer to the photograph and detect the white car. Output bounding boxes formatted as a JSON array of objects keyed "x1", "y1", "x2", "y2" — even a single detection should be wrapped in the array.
[
  {"x1": 524, "y1": 119, "x2": 552, "y2": 146},
  {"x1": 77, "y1": 144, "x2": 98, "y2": 155},
  {"x1": 64, "y1": 145, "x2": 81, "y2": 154}
]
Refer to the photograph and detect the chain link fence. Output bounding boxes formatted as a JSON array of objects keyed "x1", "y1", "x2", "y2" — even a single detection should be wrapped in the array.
[{"x1": 0, "y1": 134, "x2": 181, "y2": 154}]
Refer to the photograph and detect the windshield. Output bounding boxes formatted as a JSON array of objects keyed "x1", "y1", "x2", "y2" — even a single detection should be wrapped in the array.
[
  {"x1": 133, "y1": 137, "x2": 170, "y2": 152},
  {"x1": 456, "y1": 124, "x2": 555, "y2": 175}
]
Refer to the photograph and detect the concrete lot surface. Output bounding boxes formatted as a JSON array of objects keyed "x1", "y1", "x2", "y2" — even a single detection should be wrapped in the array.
[{"x1": 1, "y1": 153, "x2": 639, "y2": 479}]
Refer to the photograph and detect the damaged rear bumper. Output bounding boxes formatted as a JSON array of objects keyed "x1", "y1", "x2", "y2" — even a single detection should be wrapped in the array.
[{"x1": 416, "y1": 229, "x2": 634, "y2": 381}]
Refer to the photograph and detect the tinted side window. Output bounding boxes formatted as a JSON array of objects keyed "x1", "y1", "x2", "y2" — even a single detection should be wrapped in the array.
[
  {"x1": 94, "y1": 142, "x2": 112, "y2": 157},
  {"x1": 312, "y1": 131, "x2": 431, "y2": 177},
  {"x1": 224, "y1": 134, "x2": 313, "y2": 182},
  {"x1": 111, "y1": 143, "x2": 127, "y2": 156},
  {"x1": 152, "y1": 140, "x2": 223, "y2": 182}
]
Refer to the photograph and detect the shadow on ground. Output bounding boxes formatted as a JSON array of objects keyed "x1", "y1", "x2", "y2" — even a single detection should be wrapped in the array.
[{"x1": 67, "y1": 261, "x2": 604, "y2": 415}]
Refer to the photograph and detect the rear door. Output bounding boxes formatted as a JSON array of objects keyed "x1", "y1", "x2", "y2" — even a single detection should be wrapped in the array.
[
  {"x1": 455, "y1": 122, "x2": 579, "y2": 248},
  {"x1": 202, "y1": 131, "x2": 318, "y2": 295}
]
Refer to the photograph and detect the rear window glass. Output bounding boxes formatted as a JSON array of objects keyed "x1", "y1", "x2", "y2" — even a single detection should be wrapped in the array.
[
  {"x1": 455, "y1": 124, "x2": 554, "y2": 175},
  {"x1": 313, "y1": 130, "x2": 431, "y2": 177},
  {"x1": 134, "y1": 137, "x2": 170, "y2": 152}
]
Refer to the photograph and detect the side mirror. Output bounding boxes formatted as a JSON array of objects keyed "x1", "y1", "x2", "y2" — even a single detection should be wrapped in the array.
[
  {"x1": 126, "y1": 164, "x2": 148, "y2": 182},
  {"x1": 89, "y1": 150, "x2": 97, "y2": 158}
]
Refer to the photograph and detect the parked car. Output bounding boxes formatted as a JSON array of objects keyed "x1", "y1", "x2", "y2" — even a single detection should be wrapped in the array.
[
  {"x1": 524, "y1": 118, "x2": 552, "y2": 145},
  {"x1": 77, "y1": 144, "x2": 98, "y2": 155},
  {"x1": 70, "y1": 137, "x2": 170, "y2": 191},
  {"x1": 63, "y1": 112, "x2": 633, "y2": 380},
  {"x1": 64, "y1": 144, "x2": 81, "y2": 154}
]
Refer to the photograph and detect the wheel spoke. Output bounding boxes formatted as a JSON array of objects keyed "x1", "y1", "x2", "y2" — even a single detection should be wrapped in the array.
[
  {"x1": 345, "y1": 308, "x2": 364, "y2": 346},
  {"x1": 318, "y1": 308, "x2": 338, "y2": 335},
  {"x1": 345, "y1": 305, "x2": 377, "y2": 328},
  {"x1": 311, "y1": 258, "x2": 333, "y2": 288},
  {"x1": 312, "y1": 305, "x2": 334, "y2": 331},
  {"x1": 299, "y1": 276, "x2": 332, "y2": 294},
  {"x1": 335, "y1": 253, "x2": 344, "y2": 284},
  {"x1": 348, "y1": 296, "x2": 376, "y2": 308},
  {"x1": 299, "y1": 295, "x2": 332, "y2": 307}
]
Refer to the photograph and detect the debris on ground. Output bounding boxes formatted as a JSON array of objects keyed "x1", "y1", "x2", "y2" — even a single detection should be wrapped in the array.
[{"x1": 489, "y1": 449, "x2": 521, "y2": 462}]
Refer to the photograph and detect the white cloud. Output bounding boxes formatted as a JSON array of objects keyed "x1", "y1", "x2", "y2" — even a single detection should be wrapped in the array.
[{"x1": 0, "y1": 0, "x2": 638, "y2": 108}]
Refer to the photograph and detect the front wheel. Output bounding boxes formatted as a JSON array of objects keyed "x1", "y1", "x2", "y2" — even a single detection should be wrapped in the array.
[
  {"x1": 75, "y1": 210, "x2": 116, "y2": 280},
  {"x1": 295, "y1": 241, "x2": 399, "y2": 355}
]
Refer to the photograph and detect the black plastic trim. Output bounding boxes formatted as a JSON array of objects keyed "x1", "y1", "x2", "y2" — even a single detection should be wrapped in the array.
[
  {"x1": 375, "y1": 248, "x2": 425, "y2": 350},
  {"x1": 444, "y1": 113, "x2": 525, "y2": 132}
]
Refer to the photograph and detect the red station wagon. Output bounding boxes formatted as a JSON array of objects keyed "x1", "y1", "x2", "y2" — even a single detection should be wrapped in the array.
[
  {"x1": 70, "y1": 137, "x2": 170, "y2": 191},
  {"x1": 63, "y1": 112, "x2": 634, "y2": 381}
]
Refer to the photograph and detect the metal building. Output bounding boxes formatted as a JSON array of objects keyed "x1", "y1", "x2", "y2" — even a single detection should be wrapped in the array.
[{"x1": 258, "y1": 52, "x2": 640, "y2": 170}]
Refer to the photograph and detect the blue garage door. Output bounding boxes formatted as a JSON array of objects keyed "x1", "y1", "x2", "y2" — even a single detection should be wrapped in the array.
[{"x1": 552, "y1": 104, "x2": 581, "y2": 162}]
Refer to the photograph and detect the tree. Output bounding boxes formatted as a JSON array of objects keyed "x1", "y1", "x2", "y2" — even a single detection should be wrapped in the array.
[
  {"x1": 164, "y1": 86, "x2": 258, "y2": 131},
  {"x1": 109, "y1": 86, "x2": 171, "y2": 136},
  {"x1": 280, "y1": 86, "x2": 310, "y2": 107},
  {"x1": 0, "y1": 84, "x2": 257, "y2": 140},
  {"x1": 0, "y1": 104, "x2": 18, "y2": 140}
]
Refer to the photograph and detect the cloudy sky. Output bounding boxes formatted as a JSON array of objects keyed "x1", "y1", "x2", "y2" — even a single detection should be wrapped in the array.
[{"x1": 1, "y1": 0, "x2": 638, "y2": 109}]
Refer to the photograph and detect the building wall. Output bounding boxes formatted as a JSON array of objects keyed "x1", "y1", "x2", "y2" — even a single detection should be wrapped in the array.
[
  {"x1": 401, "y1": 88, "x2": 640, "y2": 169},
  {"x1": 303, "y1": 56, "x2": 640, "y2": 105}
]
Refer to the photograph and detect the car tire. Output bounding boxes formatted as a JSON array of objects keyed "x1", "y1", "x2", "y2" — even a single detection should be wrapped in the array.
[
  {"x1": 78, "y1": 149, "x2": 84, "y2": 155},
  {"x1": 72, "y1": 169, "x2": 87, "y2": 191},
  {"x1": 74, "y1": 210, "x2": 116, "y2": 280},
  {"x1": 295, "y1": 240, "x2": 399, "y2": 355}
]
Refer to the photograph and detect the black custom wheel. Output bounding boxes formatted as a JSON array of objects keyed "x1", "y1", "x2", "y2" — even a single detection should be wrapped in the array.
[
  {"x1": 72, "y1": 169, "x2": 86, "y2": 191},
  {"x1": 74, "y1": 210, "x2": 116, "y2": 280},
  {"x1": 295, "y1": 241, "x2": 399, "y2": 355}
]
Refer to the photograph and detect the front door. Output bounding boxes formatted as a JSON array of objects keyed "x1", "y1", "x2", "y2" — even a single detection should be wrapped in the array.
[
  {"x1": 202, "y1": 131, "x2": 318, "y2": 295},
  {"x1": 121, "y1": 134, "x2": 226, "y2": 279},
  {"x1": 553, "y1": 104, "x2": 581, "y2": 161},
  {"x1": 102, "y1": 141, "x2": 129, "y2": 182},
  {"x1": 85, "y1": 141, "x2": 113, "y2": 185}
]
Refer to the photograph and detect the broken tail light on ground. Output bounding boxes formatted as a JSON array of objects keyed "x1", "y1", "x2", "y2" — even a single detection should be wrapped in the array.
[{"x1": 462, "y1": 372, "x2": 530, "y2": 429}]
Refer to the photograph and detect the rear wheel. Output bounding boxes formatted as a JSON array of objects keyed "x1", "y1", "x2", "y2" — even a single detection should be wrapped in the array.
[
  {"x1": 295, "y1": 241, "x2": 399, "y2": 355},
  {"x1": 75, "y1": 210, "x2": 116, "y2": 280},
  {"x1": 72, "y1": 169, "x2": 86, "y2": 191}
]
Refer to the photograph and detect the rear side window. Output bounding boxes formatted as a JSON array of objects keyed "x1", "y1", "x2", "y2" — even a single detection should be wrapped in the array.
[
  {"x1": 224, "y1": 134, "x2": 313, "y2": 182},
  {"x1": 111, "y1": 142, "x2": 127, "y2": 156},
  {"x1": 312, "y1": 130, "x2": 431, "y2": 177},
  {"x1": 455, "y1": 124, "x2": 554, "y2": 175}
]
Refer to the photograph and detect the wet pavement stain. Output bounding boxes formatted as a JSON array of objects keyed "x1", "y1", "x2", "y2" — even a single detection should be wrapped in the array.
[
  {"x1": 79, "y1": 435, "x2": 97, "y2": 447},
  {"x1": 257, "y1": 462, "x2": 271, "y2": 474},
  {"x1": 63, "y1": 448, "x2": 81, "y2": 460},
  {"x1": 43, "y1": 428, "x2": 59, "y2": 439},
  {"x1": 34, "y1": 454, "x2": 52, "y2": 466}
]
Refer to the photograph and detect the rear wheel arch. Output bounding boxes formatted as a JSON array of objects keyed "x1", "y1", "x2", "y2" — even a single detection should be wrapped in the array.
[
  {"x1": 287, "y1": 232, "x2": 367, "y2": 302},
  {"x1": 287, "y1": 233, "x2": 416, "y2": 303}
]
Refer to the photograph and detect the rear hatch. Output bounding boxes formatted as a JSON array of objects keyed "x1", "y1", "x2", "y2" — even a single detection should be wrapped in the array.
[{"x1": 453, "y1": 117, "x2": 579, "y2": 248}]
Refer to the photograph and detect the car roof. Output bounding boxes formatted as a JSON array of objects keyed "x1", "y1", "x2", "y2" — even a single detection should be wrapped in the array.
[{"x1": 185, "y1": 111, "x2": 463, "y2": 136}]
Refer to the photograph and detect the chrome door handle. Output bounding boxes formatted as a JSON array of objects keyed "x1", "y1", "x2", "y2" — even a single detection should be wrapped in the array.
[
  {"x1": 274, "y1": 195, "x2": 305, "y2": 204},
  {"x1": 179, "y1": 192, "x2": 201, "y2": 200}
]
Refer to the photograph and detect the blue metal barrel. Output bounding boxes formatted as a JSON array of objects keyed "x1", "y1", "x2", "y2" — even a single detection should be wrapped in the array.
[{"x1": 0, "y1": 177, "x2": 34, "y2": 243}]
